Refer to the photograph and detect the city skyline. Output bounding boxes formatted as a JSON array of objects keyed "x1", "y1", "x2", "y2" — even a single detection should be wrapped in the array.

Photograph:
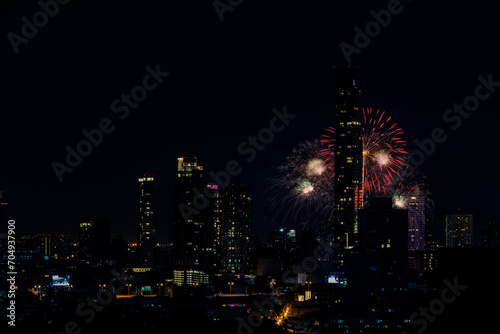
[
  {"x1": 2, "y1": 2, "x2": 500, "y2": 247},
  {"x1": 2, "y1": 1, "x2": 500, "y2": 332}
]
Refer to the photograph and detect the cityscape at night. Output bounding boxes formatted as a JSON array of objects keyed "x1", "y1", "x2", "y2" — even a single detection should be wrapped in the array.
[{"x1": 1, "y1": 1, "x2": 500, "y2": 333}]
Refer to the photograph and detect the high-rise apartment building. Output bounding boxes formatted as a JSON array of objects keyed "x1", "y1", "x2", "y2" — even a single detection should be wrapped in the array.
[
  {"x1": 138, "y1": 175, "x2": 157, "y2": 268},
  {"x1": 220, "y1": 184, "x2": 253, "y2": 274},
  {"x1": 79, "y1": 220, "x2": 111, "y2": 262},
  {"x1": 445, "y1": 210, "x2": 473, "y2": 248},
  {"x1": 173, "y1": 157, "x2": 210, "y2": 285},
  {"x1": 405, "y1": 187, "x2": 426, "y2": 251}
]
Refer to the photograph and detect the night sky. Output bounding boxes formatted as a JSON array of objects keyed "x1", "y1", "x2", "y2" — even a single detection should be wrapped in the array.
[{"x1": 2, "y1": 0, "x2": 499, "y2": 244}]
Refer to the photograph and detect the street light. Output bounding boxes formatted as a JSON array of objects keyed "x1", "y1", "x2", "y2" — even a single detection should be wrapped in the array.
[
  {"x1": 126, "y1": 283, "x2": 132, "y2": 295},
  {"x1": 228, "y1": 282, "x2": 234, "y2": 294},
  {"x1": 306, "y1": 281, "x2": 312, "y2": 290}
]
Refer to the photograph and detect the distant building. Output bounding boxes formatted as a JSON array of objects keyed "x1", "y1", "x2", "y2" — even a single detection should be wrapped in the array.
[
  {"x1": 37, "y1": 234, "x2": 71, "y2": 259},
  {"x1": 79, "y1": 219, "x2": 111, "y2": 262},
  {"x1": 406, "y1": 187, "x2": 426, "y2": 251},
  {"x1": 207, "y1": 184, "x2": 222, "y2": 274},
  {"x1": 17, "y1": 234, "x2": 38, "y2": 261},
  {"x1": 111, "y1": 235, "x2": 129, "y2": 268},
  {"x1": 173, "y1": 157, "x2": 211, "y2": 285},
  {"x1": 344, "y1": 197, "x2": 408, "y2": 333},
  {"x1": 445, "y1": 210, "x2": 473, "y2": 248},
  {"x1": 267, "y1": 228, "x2": 287, "y2": 259},
  {"x1": 483, "y1": 215, "x2": 500, "y2": 248},
  {"x1": 220, "y1": 184, "x2": 253, "y2": 274},
  {"x1": 137, "y1": 175, "x2": 157, "y2": 268},
  {"x1": 79, "y1": 221, "x2": 94, "y2": 260}
]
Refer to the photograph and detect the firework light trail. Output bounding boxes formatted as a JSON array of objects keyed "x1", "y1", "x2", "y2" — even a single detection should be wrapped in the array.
[
  {"x1": 362, "y1": 107, "x2": 409, "y2": 195},
  {"x1": 389, "y1": 162, "x2": 434, "y2": 213},
  {"x1": 265, "y1": 107, "x2": 427, "y2": 226},
  {"x1": 265, "y1": 139, "x2": 335, "y2": 225},
  {"x1": 321, "y1": 107, "x2": 408, "y2": 198}
]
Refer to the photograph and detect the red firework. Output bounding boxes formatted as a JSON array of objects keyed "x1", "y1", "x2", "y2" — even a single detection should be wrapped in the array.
[
  {"x1": 320, "y1": 127, "x2": 335, "y2": 179},
  {"x1": 320, "y1": 107, "x2": 408, "y2": 197},
  {"x1": 362, "y1": 107, "x2": 408, "y2": 195}
]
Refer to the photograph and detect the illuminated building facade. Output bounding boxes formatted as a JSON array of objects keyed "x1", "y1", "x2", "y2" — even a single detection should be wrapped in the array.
[
  {"x1": 333, "y1": 66, "x2": 363, "y2": 267},
  {"x1": 445, "y1": 211, "x2": 473, "y2": 248},
  {"x1": 207, "y1": 184, "x2": 222, "y2": 274},
  {"x1": 137, "y1": 175, "x2": 157, "y2": 268},
  {"x1": 220, "y1": 185, "x2": 253, "y2": 274},
  {"x1": 406, "y1": 187, "x2": 426, "y2": 251},
  {"x1": 173, "y1": 157, "x2": 211, "y2": 285},
  {"x1": 79, "y1": 221, "x2": 94, "y2": 260},
  {"x1": 36, "y1": 234, "x2": 71, "y2": 259}
]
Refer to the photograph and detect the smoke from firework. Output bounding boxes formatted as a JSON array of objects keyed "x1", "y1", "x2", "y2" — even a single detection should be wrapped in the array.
[
  {"x1": 265, "y1": 139, "x2": 335, "y2": 225},
  {"x1": 321, "y1": 107, "x2": 408, "y2": 198}
]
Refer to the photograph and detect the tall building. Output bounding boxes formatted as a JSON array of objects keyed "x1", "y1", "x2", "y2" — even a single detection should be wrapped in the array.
[
  {"x1": 344, "y1": 197, "x2": 408, "y2": 333},
  {"x1": 405, "y1": 187, "x2": 426, "y2": 251},
  {"x1": 207, "y1": 184, "x2": 222, "y2": 274},
  {"x1": 79, "y1": 221, "x2": 94, "y2": 260},
  {"x1": 332, "y1": 66, "x2": 363, "y2": 267},
  {"x1": 137, "y1": 175, "x2": 157, "y2": 268},
  {"x1": 483, "y1": 215, "x2": 500, "y2": 248},
  {"x1": 173, "y1": 157, "x2": 210, "y2": 285},
  {"x1": 220, "y1": 184, "x2": 253, "y2": 274},
  {"x1": 79, "y1": 220, "x2": 111, "y2": 262},
  {"x1": 267, "y1": 228, "x2": 287, "y2": 259},
  {"x1": 445, "y1": 210, "x2": 473, "y2": 248}
]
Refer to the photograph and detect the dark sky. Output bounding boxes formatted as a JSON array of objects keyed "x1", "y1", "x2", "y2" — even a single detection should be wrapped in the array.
[{"x1": 1, "y1": 0, "x2": 499, "y2": 244}]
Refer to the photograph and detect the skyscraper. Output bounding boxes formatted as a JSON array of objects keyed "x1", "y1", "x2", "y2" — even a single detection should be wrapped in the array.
[
  {"x1": 483, "y1": 215, "x2": 500, "y2": 248},
  {"x1": 406, "y1": 187, "x2": 426, "y2": 251},
  {"x1": 79, "y1": 221, "x2": 94, "y2": 261},
  {"x1": 207, "y1": 184, "x2": 222, "y2": 274},
  {"x1": 137, "y1": 175, "x2": 157, "y2": 268},
  {"x1": 79, "y1": 220, "x2": 111, "y2": 262},
  {"x1": 332, "y1": 66, "x2": 363, "y2": 265},
  {"x1": 173, "y1": 157, "x2": 210, "y2": 285},
  {"x1": 220, "y1": 184, "x2": 253, "y2": 274},
  {"x1": 445, "y1": 210, "x2": 473, "y2": 248}
]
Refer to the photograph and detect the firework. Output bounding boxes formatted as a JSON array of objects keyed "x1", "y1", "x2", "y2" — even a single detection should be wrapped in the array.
[
  {"x1": 321, "y1": 107, "x2": 408, "y2": 199},
  {"x1": 393, "y1": 194, "x2": 409, "y2": 209},
  {"x1": 266, "y1": 107, "x2": 412, "y2": 225},
  {"x1": 389, "y1": 162, "x2": 434, "y2": 212},
  {"x1": 265, "y1": 139, "x2": 335, "y2": 225},
  {"x1": 362, "y1": 107, "x2": 408, "y2": 195}
]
